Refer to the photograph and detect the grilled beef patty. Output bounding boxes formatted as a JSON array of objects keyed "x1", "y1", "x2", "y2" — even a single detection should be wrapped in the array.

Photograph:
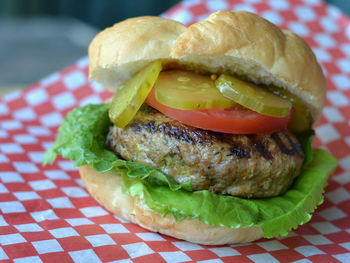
[{"x1": 107, "y1": 104, "x2": 304, "y2": 198}]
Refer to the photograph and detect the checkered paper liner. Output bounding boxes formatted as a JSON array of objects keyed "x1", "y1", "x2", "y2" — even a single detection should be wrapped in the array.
[{"x1": 0, "y1": 0, "x2": 350, "y2": 262}]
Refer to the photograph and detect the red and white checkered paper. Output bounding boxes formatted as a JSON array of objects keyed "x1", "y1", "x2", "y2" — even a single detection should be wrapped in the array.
[{"x1": 1, "y1": 0, "x2": 350, "y2": 262}]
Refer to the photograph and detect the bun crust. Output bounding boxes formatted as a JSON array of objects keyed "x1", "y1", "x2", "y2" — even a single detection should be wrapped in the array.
[
  {"x1": 89, "y1": 11, "x2": 326, "y2": 121},
  {"x1": 172, "y1": 11, "x2": 325, "y2": 121},
  {"x1": 89, "y1": 16, "x2": 186, "y2": 90},
  {"x1": 80, "y1": 165, "x2": 264, "y2": 245}
]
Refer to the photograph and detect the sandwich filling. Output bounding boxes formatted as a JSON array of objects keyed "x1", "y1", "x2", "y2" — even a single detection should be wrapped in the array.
[
  {"x1": 43, "y1": 103, "x2": 337, "y2": 238},
  {"x1": 107, "y1": 104, "x2": 304, "y2": 198},
  {"x1": 105, "y1": 63, "x2": 307, "y2": 198}
]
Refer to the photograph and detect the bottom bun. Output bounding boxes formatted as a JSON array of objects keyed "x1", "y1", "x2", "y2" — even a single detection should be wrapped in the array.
[{"x1": 80, "y1": 165, "x2": 264, "y2": 245}]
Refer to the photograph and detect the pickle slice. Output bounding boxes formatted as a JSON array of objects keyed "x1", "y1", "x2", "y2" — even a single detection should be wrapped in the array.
[
  {"x1": 215, "y1": 74, "x2": 292, "y2": 118},
  {"x1": 154, "y1": 70, "x2": 236, "y2": 110},
  {"x1": 109, "y1": 61, "x2": 162, "y2": 128},
  {"x1": 266, "y1": 85, "x2": 312, "y2": 133}
]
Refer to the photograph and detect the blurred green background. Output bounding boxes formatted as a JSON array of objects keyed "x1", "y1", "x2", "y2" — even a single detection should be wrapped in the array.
[
  {"x1": 0, "y1": 0, "x2": 348, "y2": 29},
  {"x1": 0, "y1": 0, "x2": 348, "y2": 95},
  {"x1": 0, "y1": 0, "x2": 180, "y2": 29},
  {"x1": 0, "y1": 0, "x2": 180, "y2": 95}
]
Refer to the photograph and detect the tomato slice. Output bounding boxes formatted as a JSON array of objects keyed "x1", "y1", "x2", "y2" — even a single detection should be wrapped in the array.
[{"x1": 146, "y1": 89, "x2": 291, "y2": 134}]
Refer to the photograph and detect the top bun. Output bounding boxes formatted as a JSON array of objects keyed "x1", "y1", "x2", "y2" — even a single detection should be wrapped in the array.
[{"x1": 89, "y1": 11, "x2": 326, "y2": 121}]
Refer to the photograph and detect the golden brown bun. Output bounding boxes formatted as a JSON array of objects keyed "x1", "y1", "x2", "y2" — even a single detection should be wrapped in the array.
[
  {"x1": 89, "y1": 16, "x2": 186, "y2": 90},
  {"x1": 89, "y1": 11, "x2": 326, "y2": 121},
  {"x1": 80, "y1": 165, "x2": 263, "y2": 245}
]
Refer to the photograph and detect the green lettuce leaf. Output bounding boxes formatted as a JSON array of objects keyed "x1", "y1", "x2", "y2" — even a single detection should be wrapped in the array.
[
  {"x1": 43, "y1": 104, "x2": 120, "y2": 171},
  {"x1": 43, "y1": 104, "x2": 192, "y2": 190},
  {"x1": 44, "y1": 104, "x2": 337, "y2": 238}
]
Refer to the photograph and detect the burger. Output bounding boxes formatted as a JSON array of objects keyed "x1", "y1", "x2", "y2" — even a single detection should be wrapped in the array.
[{"x1": 44, "y1": 11, "x2": 337, "y2": 245}]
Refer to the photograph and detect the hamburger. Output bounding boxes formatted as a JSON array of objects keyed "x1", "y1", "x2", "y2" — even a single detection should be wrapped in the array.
[{"x1": 44, "y1": 11, "x2": 337, "y2": 245}]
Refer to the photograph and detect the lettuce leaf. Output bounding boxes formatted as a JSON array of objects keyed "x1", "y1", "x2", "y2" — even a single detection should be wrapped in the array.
[
  {"x1": 43, "y1": 104, "x2": 191, "y2": 191},
  {"x1": 44, "y1": 104, "x2": 337, "y2": 238}
]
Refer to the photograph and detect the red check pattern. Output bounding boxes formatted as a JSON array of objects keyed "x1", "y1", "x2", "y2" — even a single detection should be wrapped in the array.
[{"x1": 1, "y1": 0, "x2": 350, "y2": 262}]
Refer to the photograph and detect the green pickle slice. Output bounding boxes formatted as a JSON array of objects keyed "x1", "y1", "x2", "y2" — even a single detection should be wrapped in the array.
[
  {"x1": 109, "y1": 61, "x2": 162, "y2": 128},
  {"x1": 215, "y1": 74, "x2": 292, "y2": 118},
  {"x1": 266, "y1": 85, "x2": 312, "y2": 133},
  {"x1": 154, "y1": 70, "x2": 236, "y2": 110}
]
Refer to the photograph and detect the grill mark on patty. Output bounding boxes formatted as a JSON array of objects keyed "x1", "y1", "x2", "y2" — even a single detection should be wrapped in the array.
[
  {"x1": 130, "y1": 120, "x2": 214, "y2": 144},
  {"x1": 283, "y1": 131, "x2": 304, "y2": 156},
  {"x1": 158, "y1": 122, "x2": 209, "y2": 144},
  {"x1": 212, "y1": 134, "x2": 251, "y2": 158},
  {"x1": 131, "y1": 121, "x2": 157, "y2": 133},
  {"x1": 226, "y1": 143, "x2": 251, "y2": 158},
  {"x1": 271, "y1": 131, "x2": 302, "y2": 156},
  {"x1": 248, "y1": 135, "x2": 273, "y2": 160}
]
